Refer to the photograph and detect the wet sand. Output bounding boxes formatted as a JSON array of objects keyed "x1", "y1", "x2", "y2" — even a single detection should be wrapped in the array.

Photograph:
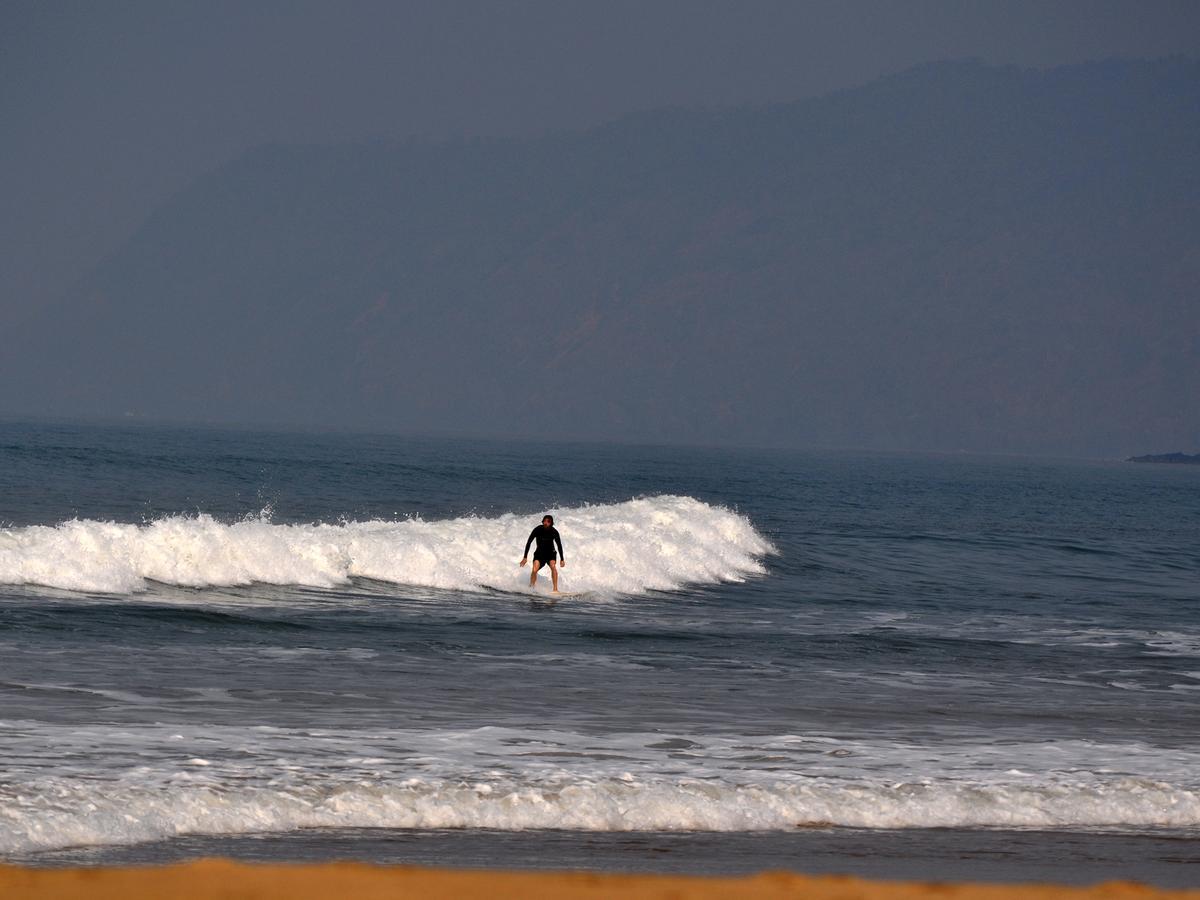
[
  {"x1": 3, "y1": 861, "x2": 1200, "y2": 900},
  {"x1": 15, "y1": 827, "x2": 1200, "y2": 888}
]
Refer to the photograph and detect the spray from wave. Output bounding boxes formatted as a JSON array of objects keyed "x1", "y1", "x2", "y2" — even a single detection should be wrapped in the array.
[{"x1": 0, "y1": 495, "x2": 773, "y2": 595}]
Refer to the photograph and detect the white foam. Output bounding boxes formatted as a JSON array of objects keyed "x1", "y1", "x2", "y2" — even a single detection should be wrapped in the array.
[
  {"x1": 0, "y1": 496, "x2": 773, "y2": 595},
  {"x1": 3, "y1": 722, "x2": 1199, "y2": 854},
  {"x1": 3, "y1": 773, "x2": 1198, "y2": 855}
]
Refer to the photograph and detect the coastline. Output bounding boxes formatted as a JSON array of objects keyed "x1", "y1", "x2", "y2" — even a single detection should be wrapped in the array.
[
  {"x1": 13, "y1": 827, "x2": 1200, "y2": 888},
  {"x1": 3, "y1": 860, "x2": 1200, "y2": 900}
]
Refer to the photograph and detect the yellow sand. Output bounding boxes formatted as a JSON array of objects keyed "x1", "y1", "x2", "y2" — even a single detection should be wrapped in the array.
[{"x1": 2, "y1": 861, "x2": 1197, "y2": 900}]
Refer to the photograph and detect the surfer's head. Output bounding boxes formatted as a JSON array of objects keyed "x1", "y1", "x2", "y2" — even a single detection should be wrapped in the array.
[{"x1": 542, "y1": 515, "x2": 554, "y2": 527}]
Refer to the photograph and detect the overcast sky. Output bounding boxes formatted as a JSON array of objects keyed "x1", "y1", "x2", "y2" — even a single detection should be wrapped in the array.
[{"x1": 3, "y1": 0, "x2": 1198, "y2": 330}]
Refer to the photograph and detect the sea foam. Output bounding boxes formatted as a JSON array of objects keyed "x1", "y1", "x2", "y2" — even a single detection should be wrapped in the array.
[
  {"x1": 0, "y1": 495, "x2": 772, "y2": 595},
  {"x1": 3, "y1": 773, "x2": 1198, "y2": 855},
  {"x1": 5, "y1": 722, "x2": 1198, "y2": 854}
]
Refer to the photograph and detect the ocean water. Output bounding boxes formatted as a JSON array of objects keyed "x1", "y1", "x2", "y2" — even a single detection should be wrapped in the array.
[{"x1": 1, "y1": 420, "x2": 1198, "y2": 882}]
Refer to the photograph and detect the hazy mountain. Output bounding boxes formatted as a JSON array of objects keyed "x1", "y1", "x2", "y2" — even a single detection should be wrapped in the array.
[{"x1": 4, "y1": 58, "x2": 1197, "y2": 456}]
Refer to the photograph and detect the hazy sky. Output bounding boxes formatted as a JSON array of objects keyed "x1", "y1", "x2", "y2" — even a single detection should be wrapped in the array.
[{"x1": 3, "y1": 0, "x2": 1199, "y2": 329}]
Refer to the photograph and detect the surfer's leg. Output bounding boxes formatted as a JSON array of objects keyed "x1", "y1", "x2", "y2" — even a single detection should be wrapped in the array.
[
  {"x1": 548, "y1": 559, "x2": 559, "y2": 592},
  {"x1": 530, "y1": 560, "x2": 541, "y2": 587}
]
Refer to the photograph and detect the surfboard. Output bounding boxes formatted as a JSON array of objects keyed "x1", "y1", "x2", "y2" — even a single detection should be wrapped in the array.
[{"x1": 487, "y1": 586, "x2": 590, "y2": 599}]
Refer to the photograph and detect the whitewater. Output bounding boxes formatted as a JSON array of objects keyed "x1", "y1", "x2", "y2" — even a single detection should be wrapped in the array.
[
  {"x1": 0, "y1": 496, "x2": 772, "y2": 595},
  {"x1": 2, "y1": 422, "x2": 1198, "y2": 879},
  {"x1": 4, "y1": 722, "x2": 1200, "y2": 855}
]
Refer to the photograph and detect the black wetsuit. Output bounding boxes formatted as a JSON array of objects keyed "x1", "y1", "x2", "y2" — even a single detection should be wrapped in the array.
[{"x1": 523, "y1": 525, "x2": 564, "y2": 564}]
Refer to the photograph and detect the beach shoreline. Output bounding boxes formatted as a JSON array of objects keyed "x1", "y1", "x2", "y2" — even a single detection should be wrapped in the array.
[
  {"x1": 4, "y1": 860, "x2": 1200, "y2": 900},
  {"x1": 11, "y1": 826, "x2": 1200, "y2": 888}
]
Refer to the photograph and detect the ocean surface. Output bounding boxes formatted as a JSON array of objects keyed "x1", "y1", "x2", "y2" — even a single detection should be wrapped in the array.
[{"x1": 1, "y1": 420, "x2": 1198, "y2": 884}]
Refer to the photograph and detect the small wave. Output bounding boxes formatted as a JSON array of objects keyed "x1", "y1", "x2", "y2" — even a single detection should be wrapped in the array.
[
  {"x1": 0, "y1": 496, "x2": 773, "y2": 596},
  {"x1": 4, "y1": 723, "x2": 1198, "y2": 853},
  {"x1": 3, "y1": 774, "x2": 1198, "y2": 854}
]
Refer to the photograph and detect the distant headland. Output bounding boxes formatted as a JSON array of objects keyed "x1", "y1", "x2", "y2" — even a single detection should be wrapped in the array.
[{"x1": 1127, "y1": 452, "x2": 1200, "y2": 465}]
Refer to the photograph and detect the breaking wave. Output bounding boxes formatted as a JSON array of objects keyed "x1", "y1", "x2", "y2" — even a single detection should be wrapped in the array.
[
  {"x1": 4, "y1": 722, "x2": 1198, "y2": 854},
  {"x1": 4, "y1": 774, "x2": 1198, "y2": 855},
  {"x1": 0, "y1": 495, "x2": 772, "y2": 595}
]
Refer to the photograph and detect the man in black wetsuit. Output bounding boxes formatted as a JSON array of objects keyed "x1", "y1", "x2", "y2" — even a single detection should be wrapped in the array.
[{"x1": 520, "y1": 515, "x2": 565, "y2": 592}]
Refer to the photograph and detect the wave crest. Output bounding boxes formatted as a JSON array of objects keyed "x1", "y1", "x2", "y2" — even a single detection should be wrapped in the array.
[
  {"x1": 4, "y1": 774, "x2": 1198, "y2": 854},
  {"x1": 0, "y1": 496, "x2": 773, "y2": 595}
]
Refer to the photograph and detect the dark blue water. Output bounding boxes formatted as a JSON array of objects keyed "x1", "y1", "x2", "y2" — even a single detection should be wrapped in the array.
[{"x1": 1, "y1": 419, "x2": 1198, "y2": 881}]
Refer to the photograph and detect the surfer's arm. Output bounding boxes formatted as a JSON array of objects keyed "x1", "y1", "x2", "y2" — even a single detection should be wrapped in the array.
[
  {"x1": 521, "y1": 529, "x2": 537, "y2": 559},
  {"x1": 554, "y1": 531, "x2": 564, "y2": 563}
]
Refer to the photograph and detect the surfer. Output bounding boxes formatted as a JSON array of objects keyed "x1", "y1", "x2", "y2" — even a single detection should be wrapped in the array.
[{"x1": 520, "y1": 515, "x2": 565, "y2": 592}]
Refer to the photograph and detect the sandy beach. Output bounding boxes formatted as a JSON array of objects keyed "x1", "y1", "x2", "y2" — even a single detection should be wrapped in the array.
[{"x1": 2, "y1": 861, "x2": 1199, "y2": 900}]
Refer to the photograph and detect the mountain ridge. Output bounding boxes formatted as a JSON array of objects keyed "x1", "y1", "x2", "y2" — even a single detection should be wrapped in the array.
[{"x1": 4, "y1": 57, "x2": 1198, "y2": 455}]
